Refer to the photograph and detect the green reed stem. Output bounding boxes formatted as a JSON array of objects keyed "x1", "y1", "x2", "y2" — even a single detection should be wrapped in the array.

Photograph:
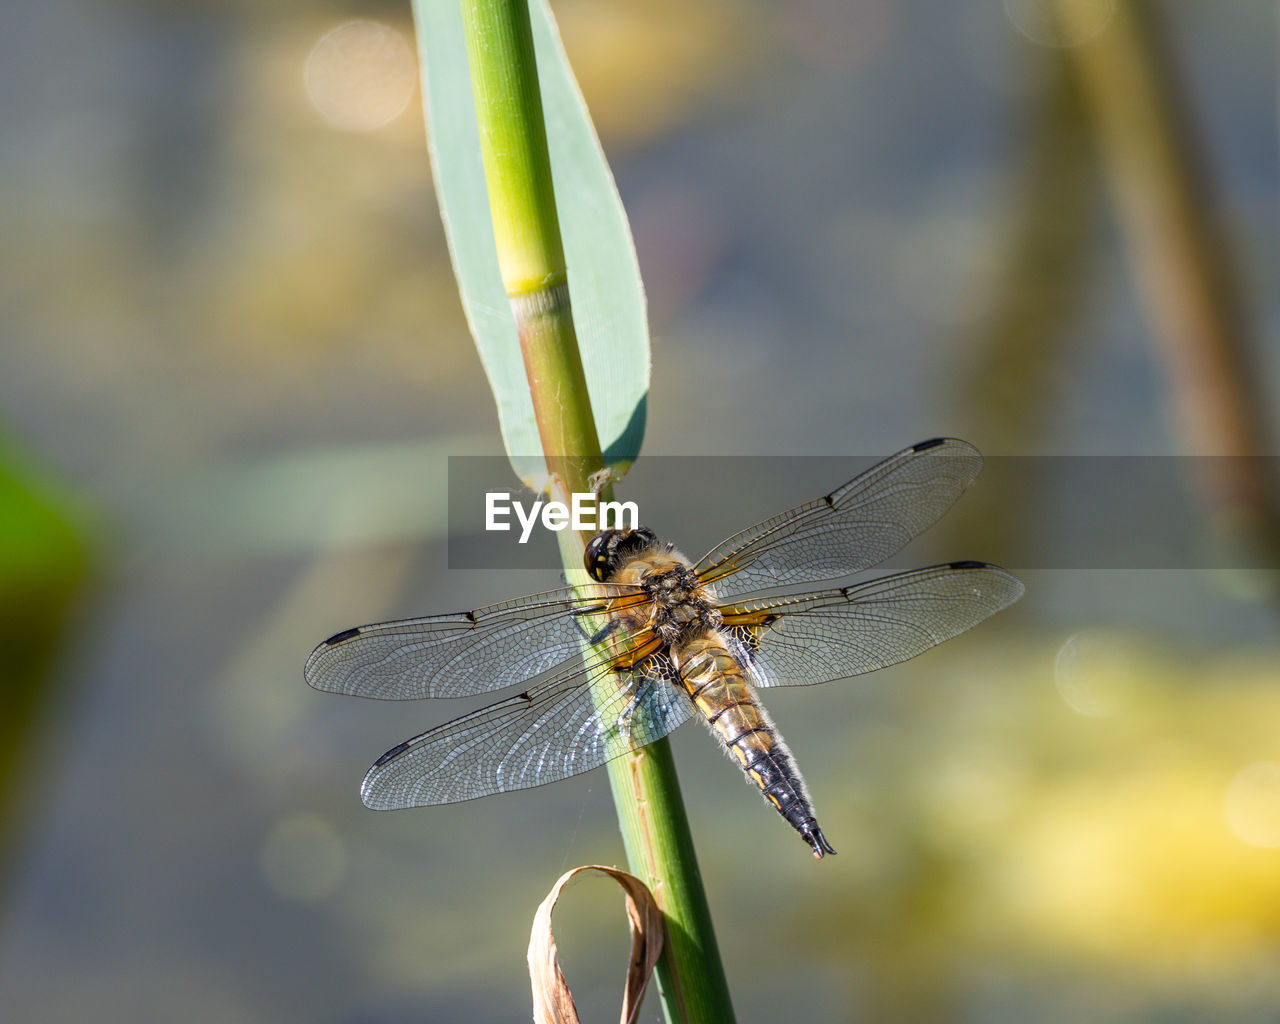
[{"x1": 455, "y1": 1, "x2": 736, "y2": 1021}]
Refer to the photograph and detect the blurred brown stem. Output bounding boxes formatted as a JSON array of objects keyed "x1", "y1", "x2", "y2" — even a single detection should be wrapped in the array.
[
  {"x1": 960, "y1": 49, "x2": 1096, "y2": 447},
  {"x1": 953, "y1": 51, "x2": 1095, "y2": 562},
  {"x1": 1056, "y1": 0, "x2": 1280, "y2": 569}
]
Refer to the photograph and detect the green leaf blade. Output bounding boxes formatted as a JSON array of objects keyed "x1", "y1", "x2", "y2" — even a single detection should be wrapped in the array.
[{"x1": 414, "y1": 0, "x2": 650, "y2": 485}]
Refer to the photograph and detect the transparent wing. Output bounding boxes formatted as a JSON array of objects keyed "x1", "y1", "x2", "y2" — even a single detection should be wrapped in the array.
[
  {"x1": 360, "y1": 652, "x2": 691, "y2": 808},
  {"x1": 695, "y1": 438, "x2": 983, "y2": 599},
  {"x1": 304, "y1": 584, "x2": 647, "y2": 700},
  {"x1": 720, "y1": 561, "x2": 1023, "y2": 687}
]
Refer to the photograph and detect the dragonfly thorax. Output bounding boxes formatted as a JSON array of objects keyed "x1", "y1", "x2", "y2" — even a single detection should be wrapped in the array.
[
  {"x1": 587, "y1": 528, "x2": 724, "y2": 646},
  {"x1": 633, "y1": 558, "x2": 723, "y2": 647}
]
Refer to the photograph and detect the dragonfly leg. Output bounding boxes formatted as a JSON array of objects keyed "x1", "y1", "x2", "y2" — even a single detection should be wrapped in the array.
[{"x1": 586, "y1": 616, "x2": 624, "y2": 646}]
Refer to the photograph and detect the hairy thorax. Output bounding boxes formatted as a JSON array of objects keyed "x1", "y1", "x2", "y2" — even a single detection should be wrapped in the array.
[{"x1": 610, "y1": 549, "x2": 723, "y2": 649}]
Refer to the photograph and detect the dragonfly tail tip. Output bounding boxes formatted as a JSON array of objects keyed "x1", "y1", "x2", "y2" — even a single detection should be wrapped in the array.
[{"x1": 804, "y1": 825, "x2": 837, "y2": 859}]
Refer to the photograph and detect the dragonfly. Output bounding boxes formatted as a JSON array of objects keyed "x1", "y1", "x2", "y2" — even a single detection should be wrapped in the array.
[{"x1": 305, "y1": 438, "x2": 1023, "y2": 859}]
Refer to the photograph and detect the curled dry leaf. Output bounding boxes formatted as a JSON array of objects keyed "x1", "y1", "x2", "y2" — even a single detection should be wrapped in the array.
[{"x1": 528, "y1": 864, "x2": 666, "y2": 1024}]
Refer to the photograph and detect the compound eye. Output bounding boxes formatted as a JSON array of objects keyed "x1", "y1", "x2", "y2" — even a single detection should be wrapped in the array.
[{"x1": 584, "y1": 531, "x2": 613, "y2": 582}]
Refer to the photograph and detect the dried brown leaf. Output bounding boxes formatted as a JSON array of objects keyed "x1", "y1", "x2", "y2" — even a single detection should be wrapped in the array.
[{"x1": 528, "y1": 864, "x2": 665, "y2": 1024}]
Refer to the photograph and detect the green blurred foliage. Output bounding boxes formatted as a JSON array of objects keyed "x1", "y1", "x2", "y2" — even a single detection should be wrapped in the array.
[{"x1": 0, "y1": 433, "x2": 93, "y2": 891}]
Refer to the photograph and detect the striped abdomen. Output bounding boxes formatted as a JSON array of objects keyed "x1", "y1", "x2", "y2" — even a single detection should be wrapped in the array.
[{"x1": 673, "y1": 634, "x2": 836, "y2": 859}]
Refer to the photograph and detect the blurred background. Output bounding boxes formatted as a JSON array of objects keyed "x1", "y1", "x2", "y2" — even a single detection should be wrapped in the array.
[{"x1": 2, "y1": 1, "x2": 1278, "y2": 1021}]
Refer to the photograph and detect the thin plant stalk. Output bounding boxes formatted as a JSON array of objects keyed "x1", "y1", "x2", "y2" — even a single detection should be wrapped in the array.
[
  {"x1": 455, "y1": 1, "x2": 737, "y2": 1020},
  {"x1": 1056, "y1": 0, "x2": 1280, "y2": 573}
]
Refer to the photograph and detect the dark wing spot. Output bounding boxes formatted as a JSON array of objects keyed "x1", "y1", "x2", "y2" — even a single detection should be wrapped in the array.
[
  {"x1": 323, "y1": 626, "x2": 362, "y2": 646},
  {"x1": 949, "y1": 560, "x2": 988, "y2": 570},
  {"x1": 912, "y1": 437, "x2": 947, "y2": 452},
  {"x1": 372, "y1": 740, "x2": 412, "y2": 767},
  {"x1": 516, "y1": 691, "x2": 533, "y2": 701},
  {"x1": 725, "y1": 624, "x2": 766, "y2": 661},
  {"x1": 463, "y1": 610, "x2": 477, "y2": 623}
]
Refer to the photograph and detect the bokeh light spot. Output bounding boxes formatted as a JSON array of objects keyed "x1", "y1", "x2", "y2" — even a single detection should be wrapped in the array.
[
  {"x1": 260, "y1": 813, "x2": 349, "y2": 903},
  {"x1": 1002, "y1": 0, "x2": 1115, "y2": 48},
  {"x1": 304, "y1": 20, "x2": 417, "y2": 132},
  {"x1": 1054, "y1": 629, "x2": 1138, "y2": 717},
  {"x1": 1224, "y1": 763, "x2": 1280, "y2": 849}
]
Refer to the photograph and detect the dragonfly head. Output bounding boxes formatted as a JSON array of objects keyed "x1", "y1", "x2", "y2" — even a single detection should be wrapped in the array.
[{"x1": 585, "y1": 526, "x2": 658, "y2": 582}]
